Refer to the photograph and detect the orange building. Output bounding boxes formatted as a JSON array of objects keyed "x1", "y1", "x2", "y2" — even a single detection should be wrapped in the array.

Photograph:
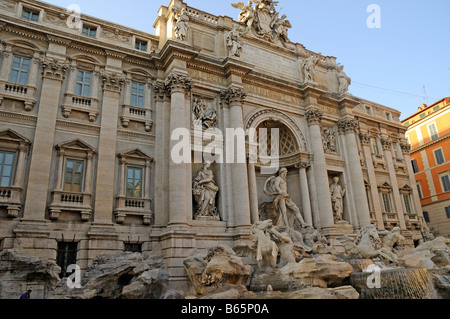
[{"x1": 402, "y1": 97, "x2": 450, "y2": 237}]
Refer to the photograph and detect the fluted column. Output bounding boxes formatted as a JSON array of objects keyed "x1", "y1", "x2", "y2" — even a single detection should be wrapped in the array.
[
  {"x1": 306, "y1": 108, "x2": 334, "y2": 229},
  {"x1": 247, "y1": 149, "x2": 259, "y2": 225},
  {"x1": 221, "y1": 88, "x2": 251, "y2": 229},
  {"x1": 338, "y1": 118, "x2": 371, "y2": 227},
  {"x1": 296, "y1": 161, "x2": 313, "y2": 227},
  {"x1": 167, "y1": 73, "x2": 192, "y2": 228},
  {"x1": 84, "y1": 152, "x2": 94, "y2": 194},
  {"x1": 0, "y1": 45, "x2": 13, "y2": 81}
]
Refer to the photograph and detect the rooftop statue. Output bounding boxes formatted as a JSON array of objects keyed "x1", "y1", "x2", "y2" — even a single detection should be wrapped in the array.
[{"x1": 232, "y1": 0, "x2": 291, "y2": 44}]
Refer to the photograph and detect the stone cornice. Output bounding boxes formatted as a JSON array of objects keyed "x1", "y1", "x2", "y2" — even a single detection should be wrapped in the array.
[{"x1": 156, "y1": 40, "x2": 200, "y2": 70}]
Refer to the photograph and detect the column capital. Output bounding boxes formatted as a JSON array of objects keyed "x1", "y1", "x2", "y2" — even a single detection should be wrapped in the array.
[
  {"x1": 102, "y1": 72, "x2": 125, "y2": 93},
  {"x1": 153, "y1": 81, "x2": 171, "y2": 101},
  {"x1": 380, "y1": 137, "x2": 392, "y2": 150},
  {"x1": 400, "y1": 141, "x2": 412, "y2": 155},
  {"x1": 165, "y1": 72, "x2": 192, "y2": 94},
  {"x1": 295, "y1": 161, "x2": 311, "y2": 170},
  {"x1": 220, "y1": 87, "x2": 247, "y2": 107},
  {"x1": 359, "y1": 132, "x2": 371, "y2": 146},
  {"x1": 305, "y1": 108, "x2": 323, "y2": 126},
  {"x1": 42, "y1": 59, "x2": 69, "y2": 81},
  {"x1": 337, "y1": 117, "x2": 359, "y2": 134}
]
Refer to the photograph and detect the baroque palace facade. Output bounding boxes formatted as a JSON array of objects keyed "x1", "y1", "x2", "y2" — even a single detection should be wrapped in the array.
[{"x1": 0, "y1": 0, "x2": 425, "y2": 289}]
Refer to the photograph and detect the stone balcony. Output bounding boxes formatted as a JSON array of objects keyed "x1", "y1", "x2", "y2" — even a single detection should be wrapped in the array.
[
  {"x1": 114, "y1": 196, "x2": 153, "y2": 225},
  {"x1": 0, "y1": 81, "x2": 37, "y2": 111},
  {"x1": 61, "y1": 93, "x2": 99, "y2": 122},
  {"x1": 404, "y1": 213, "x2": 420, "y2": 230},
  {"x1": 120, "y1": 104, "x2": 153, "y2": 132},
  {"x1": 383, "y1": 212, "x2": 400, "y2": 230},
  {"x1": 372, "y1": 153, "x2": 387, "y2": 170},
  {"x1": 0, "y1": 186, "x2": 23, "y2": 218},
  {"x1": 48, "y1": 190, "x2": 93, "y2": 222}
]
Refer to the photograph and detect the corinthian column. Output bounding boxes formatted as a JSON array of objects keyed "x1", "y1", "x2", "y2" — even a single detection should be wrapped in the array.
[
  {"x1": 338, "y1": 118, "x2": 371, "y2": 227},
  {"x1": 166, "y1": 73, "x2": 192, "y2": 228},
  {"x1": 306, "y1": 108, "x2": 334, "y2": 229},
  {"x1": 221, "y1": 88, "x2": 251, "y2": 230},
  {"x1": 92, "y1": 72, "x2": 125, "y2": 225},
  {"x1": 22, "y1": 59, "x2": 68, "y2": 221}
]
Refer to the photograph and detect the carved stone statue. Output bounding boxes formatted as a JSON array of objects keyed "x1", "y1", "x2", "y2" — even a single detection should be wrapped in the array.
[
  {"x1": 192, "y1": 161, "x2": 220, "y2": 220},
  {"x1": 231, "y1": 1, "x2": 256, "y2": 29},
  {"x1": 322, "y1": 128, "x2": 337, "y2": 153},
  {"x1": 192, "y1": 97, "x2": 217, "y2": 129},
  {"x1": 329, "y1": 177, "x2": 346, "y2": 222},
  {"x1": 336, "y1": 224, "x2": 397, "y2": 262},
  {"x1": 301, "y1": 55, "x2": 320, "y2": 83},
  {"x1": 378, "y1": 227, "x2": 404, "y2": 262},
  {"x1": 337, "y1": 64, "x2": 351, "y2": 95},
  {"x1": 263, "y1": 168, "x2": 309, "y2": 229},
  {"x1": 419, "y1": 216, "x2": 435, "y2": 242},
  {"x1": 232, "y1": 0, "x2": 291, "y2": 43},
  {"x1": 173, "y1": 8, "x2": 189, "y2": 41},
  {"x1": 226, "y1": 27, "x2": 244, "y2": 57}
]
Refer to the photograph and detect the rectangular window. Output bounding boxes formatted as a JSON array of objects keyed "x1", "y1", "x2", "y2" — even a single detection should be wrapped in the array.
[
  {"x1": 22, "y1": 9, "x2": 39, "y2": 22},
  {"x1": 417, "y1": 184, "x2": 423, "y2": 199},
  {"x1": 440, "y1": 174, "x2": 450, "y2": 192},
  {"x1": 423, "y1": 211, "x2": 430, "y2": 223},
  {"x1": 131, "y1": 82, "x2": 145, "y2": 107},
  {"x1": 126, "y1": 167, "x2": 142, "y2": 198},
  {"x1": 411, "y1": 159, "x2": 419, "y2": 173},
  {"x1": 403, "y1": 194, "x2": 413, "y2": 214},
  {"x1": 124, "y1": 243, "x2": 142, "y2": 253},
  {"x1": 385, "y1": 113, "x2": 392, "y2": 121},
  {"x1": 75, "y1": 70, "x2": 92, "y2": 97},
  {"x1": 433, "y1": 106, "x2": 440, "y2": 112},
  {"x1": 135, "y1": 40, "x2": 148, "y2": 52},
  {"x1": 382, "y1": 192, "x2": 393, "y2": 213},
  {"x1": 64, "y1": 159, "x2": 84, "y2": 193},
  {"x1": 9, "y1": 56, "x2": 31, "y2": 85},
  {"x1": 372, "y1": 138, "x2": 381, "y2": 155},
  {"x1": 0, "y1": 151, "x2": 15, "y2": 187},
  {"x1": 56, "y1": 242, "x2": 78, "y2": 278},
  {"x1": 82, "y1": 25, "x2": 97, "y2": 38},
  {"x1": 446, "y1": 207, "x2": 450, "y2": 219},
  {"x1": 434, "y1": 148, "x2": 445, "y2": 165},
  {"x1": 427, "y1": 123, "x2": 439, "y2": 141}
]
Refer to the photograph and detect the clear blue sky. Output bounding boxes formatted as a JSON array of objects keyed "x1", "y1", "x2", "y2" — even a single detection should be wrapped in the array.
[{"x1": 42, "y1": 0, "x2": 450, "y2": 120}]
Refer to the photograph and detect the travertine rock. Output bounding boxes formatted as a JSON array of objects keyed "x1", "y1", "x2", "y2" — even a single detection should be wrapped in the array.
[
  {"x1": 0, "y1": 250, "x2": 61, "y2": 299},
  {"x1": 399, "y1": 250, "x2": 438, "y2": 270},
  {"x1": 250, "y1": 254, "x2": 353, "y2": 290},
  {"x1": 183, "y1": 245, "x2": 253, "y2": 296},
  {"x1": 49, "y1": 252, "x2": 167, "y2": 299}
]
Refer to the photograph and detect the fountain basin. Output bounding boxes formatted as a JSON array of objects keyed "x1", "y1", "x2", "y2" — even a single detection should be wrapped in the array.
[{"x1": 350, "y1": 268, "x2": 439, "y2": 299}]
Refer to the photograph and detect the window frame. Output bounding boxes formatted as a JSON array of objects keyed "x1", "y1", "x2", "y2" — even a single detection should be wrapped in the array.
[
  {"x1": 63, "y1": 158, "x2": 85, "y2": 193},
  {"x1": 9, "y1": 55, "x2": 31, "y2": 85},
  {"x1": 438, "y1": 172, "x2": 450, "y2": 193},
  {"x1": 433, "y1": 147, "x2": 445, "y2": 166},
  {"x1": 56, "y1": 241, "x2": 78, "y2": 279},
  {"x1": 75, "y1": 70, "x2": 93, "y2": 98},
  {"x1": 423, "y1": 211, "x2": 430, "y2": 223},
  {"x1": 21, "y1": 8, "x2": 40, "y2": 22},
  {"x1": 427, "y1": 122, "x2": 439, "y2": 141},
  {"x1": 445, "y1": 207, "x2": 450, "y2": 219},
  {"x1": 126, "y1": 166, "x2": 143, "y2": 199},
  {"x1": 0, "y1": 150, "x2": 16, "y2": 187},
  {"x1": 130, "y1": 81, "x2": 145, "y2": 108},
  {"x1": 135, "y1": 39, "x2": 148, "y2": 52},
  {"x1": 411, "y1": 159, "x2": 419, "y2": 173},
  {"x1": 82, "y1": 25, "x2": 97, "y2": 38}
]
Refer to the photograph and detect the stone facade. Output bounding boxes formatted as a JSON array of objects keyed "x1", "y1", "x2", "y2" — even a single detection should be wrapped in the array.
[{"x1": 0, "y1": 0, "x2": 425, "y2": 291}]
